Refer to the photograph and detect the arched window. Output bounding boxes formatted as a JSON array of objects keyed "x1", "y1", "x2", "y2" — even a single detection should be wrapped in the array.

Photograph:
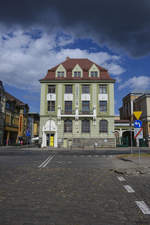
[
  {"x1": 64, "y1": 119, "x2": 72, "y2": 132},
  {"x1": 99, "y1": 120, "x2": 108, "y2": 133}
]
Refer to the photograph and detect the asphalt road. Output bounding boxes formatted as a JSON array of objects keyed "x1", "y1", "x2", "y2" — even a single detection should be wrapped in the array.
[{"x1": 0, "y1": 149, "x2": 150, "y2": 225}]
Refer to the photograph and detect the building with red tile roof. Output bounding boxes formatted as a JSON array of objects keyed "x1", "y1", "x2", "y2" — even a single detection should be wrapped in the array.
[{"x1": 39, "y1": 57, "x2": 116, "y2": 148}]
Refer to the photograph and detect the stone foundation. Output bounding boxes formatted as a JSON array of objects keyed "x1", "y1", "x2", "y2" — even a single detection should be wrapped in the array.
[{"x1": 58, "y1": 138, "x2": 116, "y2": 148}]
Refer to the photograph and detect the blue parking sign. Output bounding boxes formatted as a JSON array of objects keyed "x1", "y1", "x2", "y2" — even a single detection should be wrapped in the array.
[{"x1": 134, "y1": 120, "x2": 142, "y2": 128}]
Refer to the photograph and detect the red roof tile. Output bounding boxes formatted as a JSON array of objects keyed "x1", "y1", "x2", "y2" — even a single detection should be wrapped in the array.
[{"x1": 40, "y1": 57, "x2": 115, "y2": 82}]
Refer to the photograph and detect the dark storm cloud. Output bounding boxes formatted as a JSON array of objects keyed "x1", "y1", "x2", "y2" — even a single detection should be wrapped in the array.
[{"x1": 1, "y1": 0, "x2": 150, "y2": 57}]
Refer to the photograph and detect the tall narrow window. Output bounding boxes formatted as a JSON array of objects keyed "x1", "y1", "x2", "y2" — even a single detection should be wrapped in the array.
[
  {"x1": 48, "y1": 85, "x2": 55, "y2": 93},
  {"x1": 99, "y1": 85, "x2": 107, "y2": 94},
  {"x1": 65, "y1": 101, "x2": 72, "y2": 113},
  {"x1": 82, "y1": 120, "x2": 90, "y2": 133},
  {"x1": 82, "y1": 85, "x2": 90, "y2": 94},
  {"x1": 99, "y1": 120, "x2": 108, "y2": 133},
  {"x1": 65, "y1": 85, "x2": 72, "y2": 93},
  {"x1": 64, "y1": 120, "x2": 72, "y2": 132},
  {"x1": 82, "y1": 101, "x2": 90, "y2": 113},
  {"x1": 48, "y1": 101, "x2": 55, "y2": 112},
  {"x1": 99, "y1": 101, "x2": 107, "y2": 112}
]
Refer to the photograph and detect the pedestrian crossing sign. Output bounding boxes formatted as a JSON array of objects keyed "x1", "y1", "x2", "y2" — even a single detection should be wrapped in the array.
[{"x1": 133, "y1": 111, "x2": 142, "y2": 120}]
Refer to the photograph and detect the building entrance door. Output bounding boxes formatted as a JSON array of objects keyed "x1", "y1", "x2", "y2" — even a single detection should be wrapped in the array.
[
  {"x1": 46, "y1": 133, "x2": 50, "y2": 146},
  {"x1": 46, "y1": 133, "x2": 54, "y2": 147}
]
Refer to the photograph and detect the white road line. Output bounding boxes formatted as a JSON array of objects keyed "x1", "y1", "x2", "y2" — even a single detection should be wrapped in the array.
[
  {"x1": 123, "y1": 185, "x2": 135, "y2": 193},
  {"x1": 117, "y1": 176, "x2": 126, "y2": 182},
  {"x1": 38, "y1": 155, "x2": 55, "y2": 168},
  {"x1": 38, "y1": 155, "x2": 52, "y2": 168},
  {"x1": 135, "y1": 201, "x2": 150, "y2": 214}
]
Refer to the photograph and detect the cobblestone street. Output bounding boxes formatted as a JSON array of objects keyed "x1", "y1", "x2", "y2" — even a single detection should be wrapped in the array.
[{"x1": 0, "y1": 149, "x2": 150, "y2": 225}]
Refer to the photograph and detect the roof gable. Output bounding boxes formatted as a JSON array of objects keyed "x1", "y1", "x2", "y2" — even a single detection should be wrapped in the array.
[{"x1": 41, "y1": 57, "x2": 115, "y2": 82}]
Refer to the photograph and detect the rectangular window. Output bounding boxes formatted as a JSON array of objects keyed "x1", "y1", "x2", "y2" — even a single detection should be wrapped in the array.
[
  {"x1": 99, "y1": 85, "x2": 107, "y2": 94},
  {"x1": 65, "y1": 85, "x2": 72, "y2": 93},
  {"x1": 99, "y1": 120, "x2": 108, "y2": 133},
  {"x1": 91, "y1": 71, "x2": 98, "y2": 77},
  {"x1": 82, "y1": 120, "x2": 90, "y2": 133},
  {"x1": 82, "y1": 101, "x2": 90, "y2": 113},
  {"x1": 74, "y1": 71, "x2": 81, "y2": 77},
  {"x1": 64, "y1": 120, "x2": 72, "y2": 132},
  {"x1": 82, "y1": 85, "x2": 90, "y2": 94},
  {"x1": 65, "y1": 101, "x2": 72, "y2": 113},
  {"x1": 48, "y1": 85, "x2": 55, "y2": 93},
  {"x1": 48, "y1": 101, "x2": 55, "y2": 112},
  {"x1": 99, "y1": 101, "x2": 107, "y2": 112},
  {"x1": 57, "y1": 71, "x2": 64, "y2": 77}
]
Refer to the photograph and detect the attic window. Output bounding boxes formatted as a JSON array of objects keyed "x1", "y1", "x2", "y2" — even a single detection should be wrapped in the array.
[
  {"x1": 57, "y1": 71, "x2": 64, "y2": 77},
  {"x1": 74, "y1": 71, "x2": 81, "y2": 77},
  {"x1": 91, "y1": 71, "x2": 98, "y2": 77}
]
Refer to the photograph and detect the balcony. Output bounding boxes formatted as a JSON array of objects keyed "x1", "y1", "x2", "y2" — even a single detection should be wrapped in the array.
[
  {"x1": 60, "y1": 110, "x2": 75, "y2": 117},
  {"x1": 57, "y1": 106, "x2": 96, "y2": 120},
  {"x1": 79, "y1": 110, "x2": 93, "y2": 116}
]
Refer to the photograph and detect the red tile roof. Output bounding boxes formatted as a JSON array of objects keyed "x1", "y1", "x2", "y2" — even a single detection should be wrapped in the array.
[{"x1": 40, "y1": 57, "x2": 115, "y2": 82}]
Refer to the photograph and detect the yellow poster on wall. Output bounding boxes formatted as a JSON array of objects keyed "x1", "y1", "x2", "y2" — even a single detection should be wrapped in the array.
[{"x1": 50, "y1": 135, "x2": 54, "y2": 147}]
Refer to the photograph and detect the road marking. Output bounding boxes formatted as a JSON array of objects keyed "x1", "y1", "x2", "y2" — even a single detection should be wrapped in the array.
[
  {"x1": 123, "y1": 185, "x2": 135, "y2": 193},
  {"x1": 135, "y1": 201, "x2": 150, "y2": 214},
  {"x1": 38, "y1": 155, "x2": 55, "y2": 168},
  {"x1": 117, "y1": 176, "x2": 126, "y2": 181}
]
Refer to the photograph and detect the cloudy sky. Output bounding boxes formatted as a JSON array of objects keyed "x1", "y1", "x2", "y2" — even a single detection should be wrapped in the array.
[{"x1": 0, "y1": 0, "x2": 150, "y2": 114}]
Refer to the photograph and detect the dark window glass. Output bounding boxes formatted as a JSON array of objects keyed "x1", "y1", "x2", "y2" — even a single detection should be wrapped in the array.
[
  {"x1": 91, "y1": 71, "x2": 98, "y2": 77},
  {"x1": 82, "y1": 85, "x2": 90, "y2": 93},
  {"x1": 6, "y1": 102, "x2": 10, "y2": 110},
  {"x1": 48, "y1": 85, "x2": 55, "y2": 93},
  {"x1": 82, "y1": 120, "x2": 90, "y2": 133},
  {"x1": 99, "y1": 101, "x2": 107, "y2": 112},
  {"x1": 65, "y1": 85, "x2": 72, "y2": 93},
  {"x1": 82, "y1": 101, "x2": 90, "y2": 112},
  {"x1": 74, "y1": 71, "x2": 81, "y2": 77},
  {"x1": 99, "y1": 120, "x2": 108, "y2": 133},
  {"x1": 57, "y1": 71, "x2": 64, "y2": 77},
  {"x1": 99, "y1": 85, "x2": 107, "y2": 94},
  {"x1": 64, "y1": 120, "x2": 72, "y2": 132},
  {"x1": 48, "y1": 101, "x2": 55, "y2": 112},
  {"x1": 65, "y1": 101, "x2": 72, "y2": 113}
]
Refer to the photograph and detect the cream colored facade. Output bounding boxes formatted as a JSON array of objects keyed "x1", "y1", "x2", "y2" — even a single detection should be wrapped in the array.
[{"x1": 40, "y1": 58, "x2": 116, "y2": 149}]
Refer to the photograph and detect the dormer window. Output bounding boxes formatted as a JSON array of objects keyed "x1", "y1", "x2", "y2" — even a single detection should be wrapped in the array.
[
  {"x1": 91, "y1": 71, "x2": 98, "y2": 77},
  {"x1": 89, "y1": 64, "x2": 99, "y2": 77},
  {"x1": 74, "y1": 71, "x2": 81, "y2": 77},
  {"x1": 57, "y1": 71, "x2": 64, "y2": 77},
  {"x1": 72, "y1": 64, "x2": 82, "y2": 78}
]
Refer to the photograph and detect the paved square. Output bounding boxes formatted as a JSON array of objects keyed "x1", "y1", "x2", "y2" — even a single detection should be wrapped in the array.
[{"x1": 0, "y1": 150, "x2": 150, "y2": 225}]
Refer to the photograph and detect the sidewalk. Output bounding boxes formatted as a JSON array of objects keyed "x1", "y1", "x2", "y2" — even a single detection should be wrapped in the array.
[{"x1": 0, "y1": 145, "x2": 150, "y2": 155}]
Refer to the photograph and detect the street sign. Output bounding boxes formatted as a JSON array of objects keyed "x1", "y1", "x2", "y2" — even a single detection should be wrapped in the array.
[
  {"x1": 133, "y1": 111, "x2": 142, "y2": 120},
  {"x1": 134, "y1": 128, "x2": 143, "y2": 139},
  {"x1": 26, "y1": 129, "x2": 31, "y2": 137},
  {"x1": 134, "y1": 120, "x2": 142, "y2": 128}
]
